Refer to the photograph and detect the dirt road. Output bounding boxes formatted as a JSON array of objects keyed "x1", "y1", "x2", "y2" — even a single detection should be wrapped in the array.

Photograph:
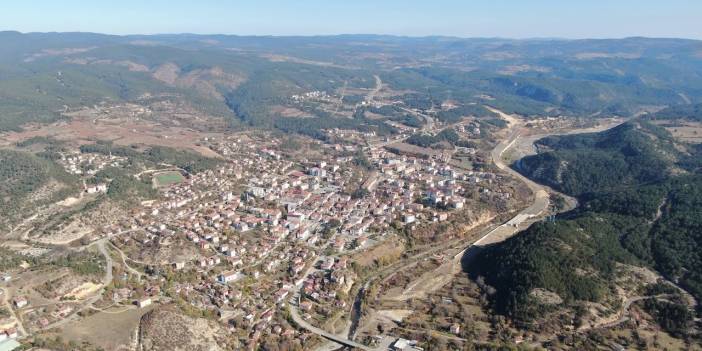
[{"x1": 0, "y1": 287, "x2": 28, "y2": 337}]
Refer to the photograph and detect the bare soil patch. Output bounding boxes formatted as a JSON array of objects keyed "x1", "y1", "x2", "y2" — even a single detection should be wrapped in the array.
[
  {"x1": 60, "y1": 304, "x2": 154, "y2": 351},
  {"x1": 351, "y1": 238, "x2": 404, "y2": 268},
  {"x1": 653, "y1": 120, "x2": 702, "y2": 144},
  {"x1": 270, "y1": 105, "x2": 311, "y2": 118},
  {"x1": 0, "y1": 115, "x2": 224, "y2": 158}
]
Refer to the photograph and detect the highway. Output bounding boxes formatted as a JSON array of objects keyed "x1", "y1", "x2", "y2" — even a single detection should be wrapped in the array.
[
  {"x1": 471, "y1": 113, "x2": 625, "y2": 248},
  {"x1": 274, "y1": 111, "x2": 626, "y2": 349},
  {"x1": 472, "y1": 125, "x2": 550, "y2": 247}
]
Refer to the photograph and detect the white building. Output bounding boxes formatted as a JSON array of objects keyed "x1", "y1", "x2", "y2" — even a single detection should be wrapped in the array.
[
  {"x1": 136, "y1": 297, "x2": 152, "y2": 308},
  {"x1": 218, "y1": 270, "x2": 242, "y2": 284}
]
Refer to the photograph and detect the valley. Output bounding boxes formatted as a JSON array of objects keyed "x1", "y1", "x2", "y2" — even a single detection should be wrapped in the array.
[{"x1": 0, "y1": 31, "x2": 701, "y2": 351}]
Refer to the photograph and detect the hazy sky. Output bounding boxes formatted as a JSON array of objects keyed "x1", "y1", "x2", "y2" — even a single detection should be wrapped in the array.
[{"x1": 1, "y1": 0, "x2": 701, "y2": 39}]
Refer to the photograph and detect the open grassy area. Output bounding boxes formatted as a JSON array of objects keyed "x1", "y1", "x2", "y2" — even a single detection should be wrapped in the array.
[{"x1": 154, "y1": 171, "x2": 185, "y2": 187}]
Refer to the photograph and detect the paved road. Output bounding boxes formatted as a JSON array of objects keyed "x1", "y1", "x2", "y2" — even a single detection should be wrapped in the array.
[
  {"x1": 398, "y1": 106, "x2": 435, "y2": 130},
  {"x1": 492, "y1": 129, "x2": 550, "y2": 215},
  {"x1": 289, "y1": 297, "x2": 373, "y2": 350},
  {"x1": 366, "y1": 75, "x2": 382, "y2": 103},
  {"x1": 107, "y1": 241, "x2": 143, "y2": 280},
  {"x1": 40, "y1": 238, "x2": 114, "y2": 331},
  {"x1": 466, "y1": 127, "x2": 550, "y2": 247},
  {"x1": 291, "y1": 111, "x2": 620, "y2": 348}
]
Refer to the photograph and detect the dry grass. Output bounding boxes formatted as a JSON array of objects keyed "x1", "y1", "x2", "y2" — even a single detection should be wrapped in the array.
[
  {"x1": 386, "y1": 142, "x2": 444, "y2": 158},
  {"x1": 663, "y1": 122, "x2": 702, "y2": 143},
  {"x1": 0, "y1": 111, "x2": 225, "y2": 158},
  {"x1": 270, "y1": 105, "x2": 311, "y2": 118},
  {"x1": 351, "y1": 237, "x2": 404, "y2": 268},
  {"x1": 59, "y1": 305, "x2": 153, "y2": 351}
]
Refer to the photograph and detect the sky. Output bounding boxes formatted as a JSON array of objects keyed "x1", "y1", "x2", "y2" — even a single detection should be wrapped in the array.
[{"x1": 1, "y1": 0, "x2": 701, "y2": 39}]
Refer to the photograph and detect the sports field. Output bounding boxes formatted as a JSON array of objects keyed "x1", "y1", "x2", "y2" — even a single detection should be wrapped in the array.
[{"x1": 154, "y1": 171, "x2": 185, "y2": 187}]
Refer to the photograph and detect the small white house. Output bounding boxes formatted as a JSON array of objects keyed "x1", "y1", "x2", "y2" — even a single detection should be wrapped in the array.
[
  {"x1": 12, "y1": 297, "x2": 27, "y2": 309},
  {"x1": 218, "y1": 270, "x2": 241, "y2": 284},
  {"x1": 136, "y1": 297, "x2": 152, "y2": 308},
  {"x1": 402, "y1": 214, "x2": 416, "y2": 224}
]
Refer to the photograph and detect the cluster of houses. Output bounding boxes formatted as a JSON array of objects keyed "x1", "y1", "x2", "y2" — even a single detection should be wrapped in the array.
[
  {"x1": 298, "y1": 257, "x2": 353, "y2": 318},
  {"x1": 454, "y1": 122, "x2": 482, "y2": 137},
  {"x1": 0, "y1": 295, "x2": 22, "y2": 342},
  {"x1": 57, "y1": 151, "x2": 127, "y2": 176},
  {"x1": 290, "y1": 90, "x2": 333, "y2": 103},
  {"x1": 326, "y1": 128, "x2": 378, "y2": 140},
  {"x1": 30, "y1": 304, "x2": 75, "y2": 329},
  {"x1": 83, "y1": 129, "x2": 500, "y2": 348}
]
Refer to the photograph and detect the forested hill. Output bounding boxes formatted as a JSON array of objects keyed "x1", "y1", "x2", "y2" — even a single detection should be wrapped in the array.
[
  {"x1": 517, "y1": 120, "x2": 679, "y2": 196},
  {"x1": 0, "y1": 149, "x2": 79, "y2": 228},
  {"x1": 468, "y1": 119, "x2": 702, "y2": 330},
  {"x1": 648, "y1": 103, "x2": 702, "y2": 121}
]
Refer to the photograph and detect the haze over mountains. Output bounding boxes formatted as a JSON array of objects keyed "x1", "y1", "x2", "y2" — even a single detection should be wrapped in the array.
[{"x1": 1, "y1": 31, "x2": 701, "y2": 132}]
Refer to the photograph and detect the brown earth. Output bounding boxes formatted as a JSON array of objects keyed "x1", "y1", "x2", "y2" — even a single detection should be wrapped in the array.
[
  {"x1": 0, "y1": 115, "x2": 223, "y2": 158},
  {"x1": 138, "y1": 307, "x2": 227, "y2": 351},
  {"x1": 351, "y1": 237, "x2": 405, "y2": 268},
  {"x1": 59, "y1": 304, "x2": 154, "y2": 351}
]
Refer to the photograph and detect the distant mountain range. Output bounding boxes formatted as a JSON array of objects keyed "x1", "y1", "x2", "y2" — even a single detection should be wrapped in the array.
[{"x1": 0, "y1": 32, "x2": 701, "y2": 133}]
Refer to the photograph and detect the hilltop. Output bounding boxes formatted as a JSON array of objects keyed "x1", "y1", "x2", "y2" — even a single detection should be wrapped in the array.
[
  {"x1": 468, "y1": 119, "x2": 702, "y2": 339},
  {"x1": 517, "y1": 121, "x2": 679, "y2": 195}
]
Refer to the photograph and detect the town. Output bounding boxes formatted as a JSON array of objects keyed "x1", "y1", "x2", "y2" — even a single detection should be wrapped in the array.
[
  {"x1": 1, "y1": 114, "x2": 522, "y2": 350},
  {"x1": 2, "y1": 9, "x2": 702, "y2": 351}
]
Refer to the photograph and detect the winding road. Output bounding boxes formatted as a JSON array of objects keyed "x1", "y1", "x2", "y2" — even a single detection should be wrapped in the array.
[
  {"x1": 107, "y1": 241, "x2": 143, "y2": 280},
  {"x1": 39, "y1": 238, "x2": 114, "y2": 331},
  {"x1": 271, "y1": 110, "x2": 631, "y2": 349}
]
